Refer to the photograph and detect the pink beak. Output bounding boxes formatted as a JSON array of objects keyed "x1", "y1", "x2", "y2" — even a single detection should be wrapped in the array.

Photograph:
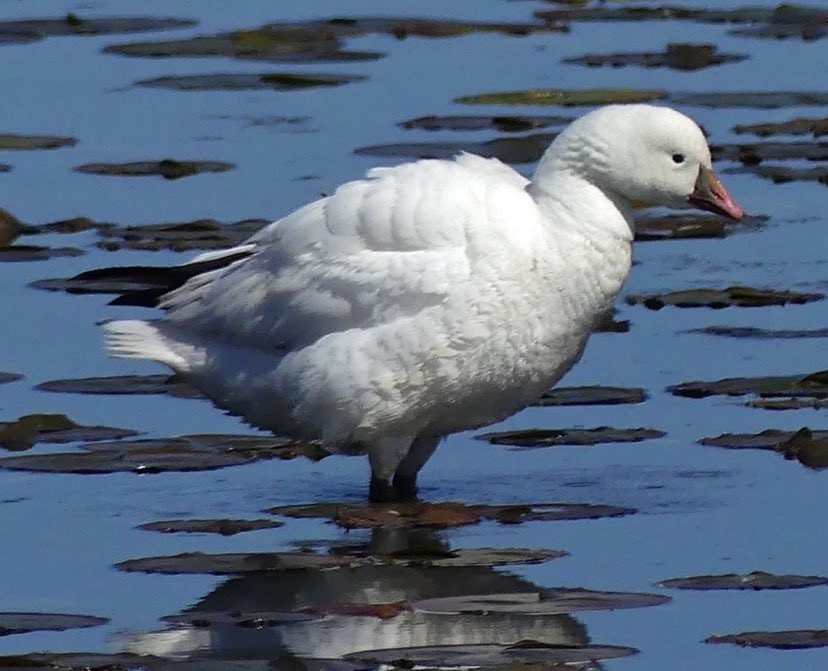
[{"x1": 688, "y1": 165, "x2": 743, "y2": 220}]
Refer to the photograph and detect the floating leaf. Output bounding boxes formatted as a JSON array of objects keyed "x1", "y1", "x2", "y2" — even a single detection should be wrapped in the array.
[
  {"x1": 626, "y1": 286, "x2": 823, "y2": 310},
  {"x1": 0, "y1": 245, "x2": 84, "y2": 262},
  {"x1": 137, "y1": 518, "x2": 284, "y2": 536},
  {"x1": 674, "y1": 91, "x2": 828, "y2": 108},
  {"x1": 669, "y1": 370, "x2": 828, "y2": 399},
  {"x1": 75, "y1": 159, "x2": 234, "y2": 179},
  {"x1": 0, "y1": 134, "x2": 76, "y2": 150},
  {"x1": 96, "y1": 218, "x2": 268, "y2": 252},
  {"x1": 713, "y1": 141, "x2": 827, "y2": 163},
  {"x1": 747, "y1": 398, "x2": 828, "y2": 410},
  {"x1": 136, "y1": 72, "x2": 366, "y2": 91},
  {"x1": 116, "y1": 551, "x2": 358, "y2": 575},
  {"x1": 734, "y1": 117, "x2": 828, "y2": 138},
  {"x1": 0, "y1": 372, "x2": 22, "y2": 385},
  {"x1": 705, "y1": 629, "x2": 828, "y2": 649},
  {"x1": 162, "y1": 609, "x2": 314, "y2": 628},
  {"x1": 0, "y1": 414, "x2": 138, "y2": 452},
  {"x1": 563, "y1": 43, "x2": 746, "y2": 71},
  {"x1": 701, "y1": 427, "x2": 828, "y2": 470},
  {"x1": 456, "y1": 88, "x2": 668, "y2": 106},
  {"x1": 267, "y1": 501, "x2": 634, "y2": 529},
  {"x1": 727, "y1": 164, "x2": 828, "y2": 186},
  {"x1": 36, "y1": 374, "x2": 203, "y2": 399},
  {"x1": 0, "y1": 612, "x2": 108, "y2": 636},
  {"x1": 0, "y1": 16, "x2": 196, "y2": 42},
  {"x1": 398, "y1": 114, "x2": 572, "y2": 132},
  {"x1": 534, "y1": 386, "x2": 647, "y2": 406},
  {"x1": 477, "y1": 426, "x2": 664, "y2": 447},
  {"x1": 689, "y1": 325, "x2": 828, "y2": 339},
  {"x1": 659, "y1": 571, "x2": 828, "y2": 591},
  {"x1": 355, "y1": 133, "x2": 556, "y2": 164}
]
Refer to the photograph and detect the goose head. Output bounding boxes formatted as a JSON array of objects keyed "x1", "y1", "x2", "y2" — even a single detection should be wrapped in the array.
[{"x1": 534, "y1": 104, "x2": 743, "y2": 220}]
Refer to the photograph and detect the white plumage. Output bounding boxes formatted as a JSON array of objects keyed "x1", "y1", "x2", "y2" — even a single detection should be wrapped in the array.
[{"x1": 104, "y1": 104, "x2": 742, "y2": 500}]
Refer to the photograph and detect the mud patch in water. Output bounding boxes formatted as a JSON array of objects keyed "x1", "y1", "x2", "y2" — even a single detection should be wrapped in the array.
[
  {"x1": 658, "y1": 571, "x2": 828, "y2": 591},
  {"x1": 477, "y1": 426, "x2": 665, "y2": 447},
  {"x1": 626, "y1": 286, "x2": 823, "y2": 310},
  {"x1": 563, "y1": 43, "x2": 746, "y2": 71}
]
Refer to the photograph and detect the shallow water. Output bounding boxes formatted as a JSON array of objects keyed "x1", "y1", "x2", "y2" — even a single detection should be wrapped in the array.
[{"x1": 1, "y1": 1, "x2": 827, "y2": 669}]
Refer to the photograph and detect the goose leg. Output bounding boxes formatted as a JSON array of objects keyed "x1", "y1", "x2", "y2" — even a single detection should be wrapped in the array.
[
  {"x1": 392, "y1": 435, "x2": 441, "y2": 500},
  {"x1": 367, "y1": 436, "x2": 413, "y2": 503}
]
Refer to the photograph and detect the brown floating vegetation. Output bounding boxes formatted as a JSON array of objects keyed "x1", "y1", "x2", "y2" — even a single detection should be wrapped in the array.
[
  {"x1": 658, "y1": 570, "x2": 828, "y2": 591},
  {"x1": 96, "y1": 218, "x2": 269, "y2": 252},
  {"x1": 136, "y1": 72, "x2": 366, "y2": 91},
  {"x1": 0, "y1": 433, "x2": 327, "y2": 473},
  {"x1": 267, "y1": 501, "x2": 635, "y2": 529},
  {"x1": 635, "y1": 213, "x2": 766, "y2": 241},
  {"x1": 689, "y1": 325, "x2": 828, "y2": 339},
  {"x1": 478, "y1": 426, "x2": 665, "y2": 447},
  {"x1": 734, "y1": 117, "x2": 828, "y2": 138},
  {"x1": 0, "y1": 414, "x2": 139, "y2": 452},
  {"x1": 0, "y1": 133, "x2": 77, "y2": 150},
  {"x1": 137, "y1": 518, "x2": 284, "y2": 536},
  {"x1": 728, "y1": 164, "x2": 828, "y2": 186},
  {"x1": 0, "y1": 611, "x2": 109, "y2": 636},
  {"x1": 534, "y1": 386, "x2": 647, "y2": 407},
  {"x1": 563, "y1": 43, "x2": 746, "y2": 71},
  {"x1": 626, "y1": 286, "x2": 823, "y2": 310},
  {"x1": 705, "y1": 629, "x2": 828, "y2": 649},
  {"x1": 0, "y1": 16, "x2": 196, "y2": 45},
  {"x1": 36, "y1": 374, "x2": 203, "y2": 398},
  {"x1": 669, "y1": 370, "x2": 828, "y2": 399},
  {"x1": 355, "y1": 133, "x2": 556, "y2": 164},
  {"x1": 0, "y1": 372, "x2": 23, "y2": 385},
  {"x1": 398, "y1": 114, "x2": 573, "y2": 133},
  {"x1": 74, "y1": 159, "x2": 235, "y2": 179},
  {"x1": 700, "y1": 427, "x2": 828, "y2": 470},
  {"x1": 0, "y1": 244, "x2": 85, "y2": 262}
]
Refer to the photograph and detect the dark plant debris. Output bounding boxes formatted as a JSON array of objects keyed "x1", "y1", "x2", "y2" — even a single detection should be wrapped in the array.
[
  {"x1": 0, "y1": 16, "x2": 196, "y2": 45},
  {"x1": 712, "y1": 140, "x2": 827, "y2": 163},
  {"x1": 137, "y1": 518, "x2": 284, "y2": 536},
  {"x1": 0, "y1": 414, "x2": 138, "y2": 452},
  {"x1": 0, "y1": 611, "x2": 108, "y2": 637},
  {"x1": 74, "y1": 159, "x2": 234, "y2": 180},
  {"x1": 477, "y1": 426, "x2": 665, "y2": 447},
  {"x1": 0, "y1": 134, "x2": 76, "y2": 150},
  {"x1": 0, "y1": 245, "x2": 85, "y2": 262},
  {"x1": 635, "y1": 213, "x2": 765, "y2": 241},
  {"x1": 626, "y1": 286, "x2": 823, "y2": 310},
  {"x1": 563, "y1": 43, "x2": 746, "y2": 71},
  {"x1": 0, "y1": 372, "x2": 23, "y2": 385},
  {"x1": 36, "y1": 374, "x2": 203, "y2": 399},
  {"x1": 727, "y1": 164, "x2": 828, "y2": 186},
  {"x1": 0, "y1": 433, "x2": 327, "y2": 473},
  {"x1": 534, "y1": 386, "x2": 647, "y2": 407},
  {"x1": 398, "y1": 114, "x2": 572, "y2": 133},
  {"x1": 658, "y1": 570, "x2": 828, "y2": 591},
  {"x1": 701, "y1": 427, "x2": 828, "y2": 471},
  {"x1": 669, "y1": 370, "x2": 828, "y2": 399},
  {"x1": 136, "y1": 72, "x2": 366, "y2": 91},
  {"x1": 356, "y1": 133, "x2": 556, "y2": 164},
  {"x1": 266, "y1": 501, "x2": 635, "y2": 530},
  {"x1": 734, "y1": 117, "x2": 828, "y2": 138},
  {"x1": 747, "y1": 398, "x2": 828, "y2": 411},
  {"x1": 689, "y1": 325, "x2": 828, "y2": 339},
  {"x1": 705, "y1": 629, "x2": 828, "y2": 650},
  {"x1": 95, "y1": 218, "x2": 269, "y2": 252}
]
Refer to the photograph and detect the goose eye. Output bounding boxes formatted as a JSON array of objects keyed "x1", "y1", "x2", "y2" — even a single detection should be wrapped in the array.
[{"x1": 672, "y1": 153, "x2": 686, "y2": 164}]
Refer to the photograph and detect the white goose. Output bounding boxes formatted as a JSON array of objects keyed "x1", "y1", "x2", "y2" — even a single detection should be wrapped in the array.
[{"x1": 104, "y1": 104, "x2": 743, "y2": 501}]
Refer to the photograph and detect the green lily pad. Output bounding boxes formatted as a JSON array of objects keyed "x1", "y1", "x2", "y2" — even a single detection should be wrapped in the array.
[
  {"x1": 659, "y1": 571, "x2": 828, "y2": 591},
  {"x1": 701, "y1": 427, "x2": 828, "y2": 470},
  {"x1": 734, "y1": 117, "x2": 828, "y2": 138},
  {"x1": 563, "y1": 43, "x2": 746, "y2": 71},
  {"x1": 0, "y1": 433, "x2": 327, "y2": 472},
  {"x1": 74, "y1": 159, "x2": 234, "y2": 179},
  {"x1": 0, "y1": 372, "x2": 22, "y2": 385},
  {"x1": 477, "y1": 426, "x2": 665, "y2": 447},
  {"x1": 0, "y1": 414, "x2": 138, "y2": 452},
  {"x1": 0, "y1": 612, "x2": 108, "y2": 637},
  {"x1": 455, "y1": 87, "x2": 668, "y2": 106},
  {"x1": 267, "y1": 501, "x2": 634, "y2": 530},
  {"x1": 626, "y1": 286, "x2": 823, "y2": 310},
  {"x1": 534, "y1": 386, "x2": 647, "y2": 406},
  {"x1": 355, "y1": 133, "x2": 556, "y2": 164},
  {"x1": 36, "y1": 374, "x2": 203, "y2": 399},
  {"x1": 635, "y1": 213, "x2": 765, "y2": 241},
  {"x1": 0, "y1": 134, "x2": 76, "y2": 150},
  {"x1": 669, "y1": 370, "x2": 828, "y2": 399},
  {"x1": 398, "y1": 114, "x2": 572, "y2": 132},
  {"x1": 705, "y1": 629, "x2": 828, "y2": 649},
  {"x1": 136, "y1": 72, "x2": 366, "y2": 91},
  {"x1": 137, "y1": 518, "x2": 284, "y2": 536},
  {"x1": 0, "y1": 245, "x2": 85, "y2": 262},
  {"x1": 689, "y1": 325, "x2": 828, "y2": 339}
]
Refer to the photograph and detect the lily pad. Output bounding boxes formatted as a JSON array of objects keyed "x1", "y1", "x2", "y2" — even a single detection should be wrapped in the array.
[
  {"x1": 0, "y1": 245, "x2": 84, "y2": 262},
  {"x1": 669, "y1": 370, "x2": 828, "y2": 399},
  {"x1": 635, "y1": 213, "x2": 765, "y2": 241},
  {"x1": 0, "y1": 612, "x2": 108, "y2": 636},
  {"x1": 115, "y1": 551, "x2": 356, "y2": 575},
  {"x1": 161, "y1": 609, "x2": 314, "y2": 628},
  {"x1": 728, "y1": 164, "x2": 828, "y2": 186},
  {"x1": 734, "y1": 117, "x2": 828, "y2": 138},
  {"x1": 75, "y1": 159, "x2": 234, "y2": 180},
  {"x1": 713, "y1": 140, "x2": 827, "y2": 163},
  {"x1": 413, "y1": 588, "x2": 668, "y2": 616},
  {"x1": 96, "y1": 218, "x2": 268, "y2": 252},
  {"x1": 36, "y1": 374, "x2": 203, "y2": 399},
  {"x1": 398, "y1": 114, "x2": 572, "y2": 132},
  {"x1": 137, "y1": 518, "x2": 284, "y2": 536},
  {"x1": 673, "y1": 91, "x2": 828, "y2": 108},
  {"x1": 747, "y1": 398, "x2": 828, "y2": 410},
  {"x1": 0, "y1": 134, "x2": 76, "y2": 150},
  {"x1": 0, "y1": 414, "x2": 138, "y2": 452},
  {"x1": 456, "y1": 87, "x2": 668, "y2": 106},
  {"x1": 346, "y1": 641, "x2": 638, "y2": 667},
  {"x1": 701, "y1": 427, "x2": 828, "y2": 470},
  {"x1": 0, "y1": 16, "x2": 196, "y2": 42},
  {"x1": 0, "y1": 433, "x2": 327, "y2": 473},
  {"x1": 534, "y1": 386, "x2": 647, "y2": 406},
  {"x1": 729, "y1": 5, "x2": 828, "y2": 40},
  {"x1": 658, "y1": 571, "x2": 828, "y2": 591},
  {"x1": 267, "y1": 501, "x2": 634, "y2": 529},
  {"x1": 563, "y1": 43, "x2": 746, "y2": 71},
  {"x1": 626, "y1": 286, "x2": 823, "y2": 310},
  {"x1": 689, "y1": 325, "x2": 828, "y2": 339},
  {"x1": 477, "y1": 426, "x2": 665, "y2": 447},
  {"x1": 355, "y1": 133, "x2": 556, "y2": 164},
  {"x1": 705, "y1": 629, "x2": 828, "y2": 649},
  {"x1": 0, "y1": 372, "x2": 22, "y2": 385},
  {"x1": 136, "y1": 72, "x2": 366, "y2": 91}
]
